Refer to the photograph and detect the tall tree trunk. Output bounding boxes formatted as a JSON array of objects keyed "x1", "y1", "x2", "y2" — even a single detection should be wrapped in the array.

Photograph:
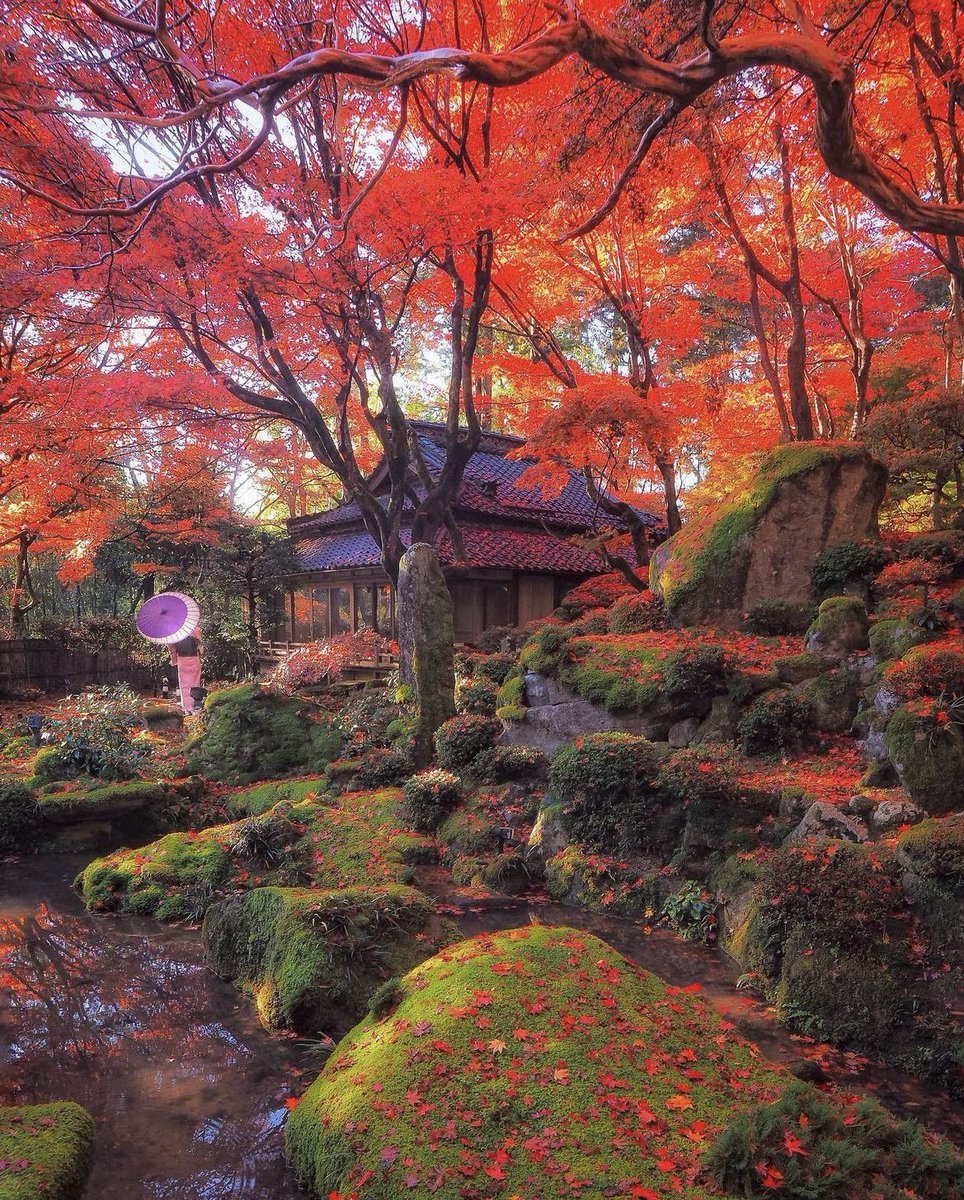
[{"x1": 655, "y1": 455, "x2": 682, "y2": 535}]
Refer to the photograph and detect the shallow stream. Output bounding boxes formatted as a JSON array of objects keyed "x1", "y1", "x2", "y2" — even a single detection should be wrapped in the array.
[{"x1": 1, "y1": 855, "x2": 960, "y2": 1200}]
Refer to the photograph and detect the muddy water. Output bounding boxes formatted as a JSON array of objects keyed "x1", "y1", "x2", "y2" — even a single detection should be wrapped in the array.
[{"x1": 0, "y1": 854, "x2": 307, "y2": 1199}]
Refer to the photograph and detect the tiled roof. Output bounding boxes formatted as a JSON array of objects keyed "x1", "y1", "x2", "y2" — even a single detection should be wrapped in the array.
[
  {"x1": 288, "y1": 423, "x2": 658, "y2": 539},
  {"x1": 295, "y1": 521, "x2": 638, "y2": 575}
]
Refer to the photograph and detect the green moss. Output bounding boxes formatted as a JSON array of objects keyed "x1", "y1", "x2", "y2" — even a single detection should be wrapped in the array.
[
  {"x1": 185, "y1": 683, "x2": 344, "y2": 785},
  {"x1": 883, "y1": 705, "x2": 964, "y2": 814},
  {"x1": 438, "y1": 808, "x2": 496, "y2": 858},
  {"x1": 226, "y1": 777, "x2": 330, "y2": 818},
  {"x1": 30, "y1": 746, "x2": 75, "y2": 784},
  {"x1": 545, "y1": 846, "x2": 670, "y2": 918},
  {"x1": 868, "y1": 618, "x2": 929, "y2": 663},
  {"x1": 655, "y1": 442, "x2": 871, "y2": 615},
  {"x1": 0, "y1": 1101, "x2": 95, "y2": 1200},
  {"x1": 494, "y1": 672, "x2": 525, "y2": 711},
  {"x1": 285, "y1": 925, "x2": 785, "y2": 1199},
  {"x1": 897, "y1": 813, "x2": 964, "y2": 883},
  {"x1": 805, "y1": 595, "x2": 869, "y2": 656},
  {"x1": 202, "y1": 884, "x2": 455, "y2": 1035}
]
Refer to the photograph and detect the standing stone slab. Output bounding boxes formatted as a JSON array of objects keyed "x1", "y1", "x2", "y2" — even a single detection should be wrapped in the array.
[{"x1": 397, "y1": 544, "x2": 455, "y2": 764}]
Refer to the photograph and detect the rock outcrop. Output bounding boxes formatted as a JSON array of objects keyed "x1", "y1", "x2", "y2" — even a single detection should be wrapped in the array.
[{"x1": 651, "y1": 443, "x2": 887, "y2": 629}]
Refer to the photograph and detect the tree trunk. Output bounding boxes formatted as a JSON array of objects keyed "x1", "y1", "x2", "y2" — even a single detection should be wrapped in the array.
[{"x1": 655, "y1": 455, "x2": 682, "y2": 535}]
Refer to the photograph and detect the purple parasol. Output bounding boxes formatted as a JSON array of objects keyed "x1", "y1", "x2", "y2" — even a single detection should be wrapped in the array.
[{"x1": 136, "y1": 592, "x2": 201, "y2": 645}]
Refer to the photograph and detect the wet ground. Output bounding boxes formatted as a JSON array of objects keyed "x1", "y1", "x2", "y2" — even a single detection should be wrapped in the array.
[
  {"x1": 0, "y1": 854, "x2": 307, "y2": 1199},
  {"x1": 1, "y1": 856, "x2": 960, "y2": 1200}
]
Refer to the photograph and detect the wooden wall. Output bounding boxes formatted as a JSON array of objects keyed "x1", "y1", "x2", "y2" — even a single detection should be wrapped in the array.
[{"x1": 0, "y1": 639, "x2": 154, "y2": 694}]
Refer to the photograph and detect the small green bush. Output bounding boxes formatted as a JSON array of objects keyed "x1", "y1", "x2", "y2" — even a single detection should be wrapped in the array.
[
  {"x1": 810, "y1": 538, "x2": 889, "y2": 600},
  {"x1": 352, "y1": 747, "x2": 409, "y2": 787},
  {"x1": 549, "y1": 732, "x2": 663, "y2": 855},
  {"x1": 433, "y1": 715, "x2": 501, "y2": 773},
  {"x1": 662, "y1": 880, "x2": 717, "y2": 942},
  {"x1": 518, "y1": 624, "x2": 569, "y2": 676},
  {"x1": 46, "y1": 683, "x2": 150, "y2": 780},
  {"x1": 739, "y1": 690, "x2": 812, "y2": 755},
  {"x1": 472, "y1": 743, "x2": 547, "y2": 782},
  {"x1": 0, "y1": 782, "x2": 40, "y2": 852},
  {"x1": 662, "y1": 643, "x2": 727, "y2": 698},
  {"x1": 401, "y1": 769, "x2": 461, "y2": 832},
  {"x1": 705, "y1": 1078, "x2": 964, "y2": 1200}
]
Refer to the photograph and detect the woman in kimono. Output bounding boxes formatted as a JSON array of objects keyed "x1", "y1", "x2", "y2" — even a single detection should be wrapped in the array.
[{"x1": 169, "y1": 627, "x2": 203, "y2": 713}]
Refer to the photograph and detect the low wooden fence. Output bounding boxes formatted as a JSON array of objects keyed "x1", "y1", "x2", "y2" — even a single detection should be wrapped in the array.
[{"x1": 0, "y1": 639, "x2": 155, "y2": 694}]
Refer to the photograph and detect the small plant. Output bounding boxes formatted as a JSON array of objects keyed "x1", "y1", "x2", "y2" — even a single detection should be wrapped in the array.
[
  {"x1": 738, "y1": 690, "x2": 811, "y2": 755},
  {"x1": 456, "y1": 675, "x2": 498, "y2": 716},
  {"x1": 662, "y1": 881, "x2": 717, "y2": 942},
  {"x1": 46, "y1": 684, "x2": 150, "y2": 779},
  {"x1": 401, "y1": 769, "x2": 461, "y2": 832},
  {"x1": 226, "y1": 811, "x2": 293, "y2": 866},
  {"x1": 353, "y1": 746, "x2": 409, "y2": 787},
  {"x1": 810, "y1": 539, "x2": 889, "y2": 600},
  {"x1": 0, "y1": 782, "x2": 40, "y2": 852},
  {"x1": 433, "y1": 715, "x2": 502, "y2": 773},
  {"x1": 606, "y1": 590, "x2": 665, "y2": 634}
]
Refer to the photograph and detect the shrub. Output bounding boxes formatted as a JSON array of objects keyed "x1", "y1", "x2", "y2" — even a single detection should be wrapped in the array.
[
  {"x1": 518, "y1": 624, "x2": 569, "y2": 676},
  {"x1": 46, "y1": 684, "x2": 150, "y2": 780},
  {"x1": 742, "y1": 599, "x2": 815, "y2": 635},
  {"x1": 401, "y1": 769, "x2": 461, "y2": 832},
  {"x1": 810, "y1": 538, "x2": 889, "y2": 600},
  {"x1": 475, "y1": 626, "x2": 528, "y2": 654},
  {"x1": 472, "y1": 743, "x2": 547, "y2": 782},
  {"x1": 0, "y1": 782, "x2": 40, "y2": 852},
  {"x1": 268, "y1": 630, "x2": 393, "y2": 694},
  {"x1": 556, "y1": 572, "x2": 644, "y2": 619},
  {"x1": 467, "y1": 652, "x2": 517, "y2": 685},
  {"x1": 884, "y1": 638, "x2": 964, "y2": 703},
  {"x1": 705, "y1": 1079, "x2": 964, "y2": 1200},
  {"x1": 494, "y1": 672, "x2": 526, "y2": 720},
  {"x1": 455, "y1": 675, "x2": 497, "y2": 716},
  {"x1": 353, "y1": 747, "x2": 409, "y2": 787},
  {"x1": 548, "y1": 732, "x2": 663, "y2": 855},
  {"x1": 662, "y1": 643, "x2": 726, "y2": 698},
  {"x1": 606, "y1": 590, "x2": 665, "y2": 634},
  {"x1": 738, "y1": 690, "x2": 811, "y2": 755},
  {"x1": 433, "y1": 715, "x2": 501, "y2": 773}
]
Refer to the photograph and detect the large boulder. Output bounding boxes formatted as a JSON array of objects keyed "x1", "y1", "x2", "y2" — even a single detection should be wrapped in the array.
[
  {"x1": 397, "y1": 543, "x2": 456, "y2": 764},
  {"x1": 651, "y1": 443, "x2": 887, "y2": 629},
  {"x1": 883, "y1": 704, "x2": 964, "y2": 815}
]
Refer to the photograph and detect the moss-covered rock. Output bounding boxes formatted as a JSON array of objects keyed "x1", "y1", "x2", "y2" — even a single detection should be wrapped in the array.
[
  {"x1": 185, "y1": 683, "x2": 344, "y2": 785},
  {"x1": 804, "y1": 595, "x2": 870, "y2": 659},
  {"x1": 868, "y1": 618, "x2": 930, "y2": 663},
  {"x1": 203, "y1": 884, "x2": 456, "y2": 1035},
  {"x1": 36, "y1": 779, "x2": 172, "y2": 823},
  {"x1": 77, "y1": 787, "x2": 420, "y2": 921},
  {"x1": 772, "y1": 652, "x2": 825, "y2": 684},
  {"x1": 883, "y1": 704, "x2": 964, "y2": 814},
  {"x1": 544, "y1": 845, "x2": 676, "y2": 918},
  {"x1": 795, "y1": 668, "x2": 859, "y2": 734},
  {"x1": 0, "y1": 1101, "x2": 95, "y2": 1200},
  {"x1": 651, "y1": 443, "x2": 886, "y2": 628},
  {"x1": 285, "y1": 925, "x2": 786, "y2": 1199}
]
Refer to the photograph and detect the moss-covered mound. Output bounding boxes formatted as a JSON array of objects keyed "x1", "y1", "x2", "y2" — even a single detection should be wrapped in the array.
[
  {"x1": 286, "y1": 924, "x2": 786, "y2": 1199},
  {"x1": 185, "y1": 683, "x2": 344, "y2": 784},
  {"x1": 0, "y1": 1101, "x2": 95, "y2": 1200},
  {"x1": 226, "y1": 776, "x2": 330, "y2": 818},
  {"x1": 77, "y1": 788, "x2": 431, "y2": 921},
  {"x1": 651, "y1": 443, "x2": 885, "y2": 628},
  {"x1": 203, "y1": 884, "x2": 455, "y2": 1035},
  {"x1": 36, "y1": 779, "x2": 173, "y2": 822},
  {"x1": 883, "y1": 704, "x2": 964, "y2": 814}
]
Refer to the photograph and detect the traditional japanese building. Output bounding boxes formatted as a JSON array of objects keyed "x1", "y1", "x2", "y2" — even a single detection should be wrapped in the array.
[{"x1": 266, "y1": 421, "x2": 659, "y2": 648}]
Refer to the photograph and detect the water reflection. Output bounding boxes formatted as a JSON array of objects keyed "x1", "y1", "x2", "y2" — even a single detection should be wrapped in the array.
[{"x1": 0, "y1": 855, "x2": 304, "y2": 1199}]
